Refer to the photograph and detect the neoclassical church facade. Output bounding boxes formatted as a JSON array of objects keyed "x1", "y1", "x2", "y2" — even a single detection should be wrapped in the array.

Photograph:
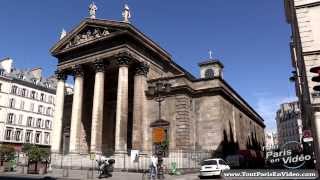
[{"x1": 50, "y1": 7, "x2": 265, "y2": 168}]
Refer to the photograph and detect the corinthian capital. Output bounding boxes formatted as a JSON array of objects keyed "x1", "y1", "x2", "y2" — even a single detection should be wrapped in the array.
[
  {"x1": 116, "y1": 52, "x2": 132, "y2": 66},
  {"x1": 94, "y1": 59, "x2": 106, "y2": 72},
  {"x1": 135, "y1": 62, "x2": 150, "y2": 76},
  {"x1": 55, "y1": 70, "x2": 67, "y2": 81},
  {"x1": 72, "y1": 65, "x2": 84, "y2": 77}
]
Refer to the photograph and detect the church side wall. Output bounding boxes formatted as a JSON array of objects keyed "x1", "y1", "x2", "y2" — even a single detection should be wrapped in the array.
[
  {"x1": 194, "y1": 95, "x2": 222, "y2": 151},
  {"x1": 219, "y1": 97, "x2": 265, "y2": 151}
]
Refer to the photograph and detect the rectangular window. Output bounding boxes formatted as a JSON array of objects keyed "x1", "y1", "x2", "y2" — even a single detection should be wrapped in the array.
[
  {"x1": 48, "y1": 96, "x2": 53, "y2": 104},
  {"x1": 46, "y1": 107, "x2": 52, "y2": 116},
  {"x1": 45, "y1": 120, "x2": 50, "y2": 129},
  {"x1": 30, "y1": 103, "x2": 34, "y2": 112},
  {"x1": 35, "y1": 132, "x2": 41, "y2": 144},
  {"x1": 11, "y1": 85, "x2": 17, "y2": 94},
  {"x1": 9, "y1": 98, "x2": 15, "y2": 108},
  {"x1": 21, "y1": 88, "x2": 26, "y2": 97},
  {"x1": 40, "y1": 93, "x2": 44, "y2": 101},
  {"x1": 36, "y1": 118, "x2": 41, "y2": 128},
  {"x1": 5, "y1": 128, "x2": 12, "y2": 140},
  {"x1": 20, "y1": 101, "x2": 25, "y2": 110},
  {"x1": 30, "y1": 91, "x2": 35, "y2": 99},
  {"x1": 25, "y1": 131, "x2": 32, "y2": 143},
  {"x1": 44, "y1": 132, "x2": 50, "y2": 144},
  {"x1": 18, "y1": 114, "x2": 23, "y2": 125},
  {"x1": 27, "y1": 117, "x2": 33, "y2": 127},
  {"x1": 38, "y1": 105, "x2": 43, "y2": 114},
  {"x1": 15, "y1": 129, "x2": 22, "y2": 141},
  {"x1": 7, "y1": 113, "x2": 14, "y2": 124}
]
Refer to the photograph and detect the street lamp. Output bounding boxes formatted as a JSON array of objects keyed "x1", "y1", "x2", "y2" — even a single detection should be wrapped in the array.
[
  {"x1": 147, "y1": 80, "x2": 171, "y2": 122},
  {"x1": 147, "y1": 79, "x2": 171, "y2": 178}
]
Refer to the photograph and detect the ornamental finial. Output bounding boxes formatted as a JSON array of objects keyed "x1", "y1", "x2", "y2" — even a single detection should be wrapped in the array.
[
  {"x1": 209, "y1": 50, "x2": 213, "y2": 59},
  {"x1": 122, "y1": 4, "x2": 131, "y2": 23},
  {"x1": 89, "y1": 2, "x2": 98, "y2": 19},
  {"x1": 60, "y1": 28, "x2": 67, "y2": 40}
]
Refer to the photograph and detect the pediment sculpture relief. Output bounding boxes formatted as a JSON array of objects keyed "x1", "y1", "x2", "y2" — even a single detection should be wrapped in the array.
[{"x1": 64, "y1": 27, "x2": 111, "y2": 49}]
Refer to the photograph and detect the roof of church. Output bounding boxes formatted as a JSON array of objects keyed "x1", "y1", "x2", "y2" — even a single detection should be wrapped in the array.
[{"x1": 198, "y1": 59, "x2": 224, "y2": 68}]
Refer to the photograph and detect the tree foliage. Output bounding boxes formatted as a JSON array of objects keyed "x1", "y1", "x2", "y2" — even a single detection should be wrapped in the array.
[
  {"x1": 22, "y1": 144, "x2": 50, "y2": 162},
  {"x1": 0, "y1": 144, "x2": 15, "y2": 161}
]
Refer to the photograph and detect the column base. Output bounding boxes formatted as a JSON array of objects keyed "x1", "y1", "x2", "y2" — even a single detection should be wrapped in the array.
[{"x1": 114, "y1": 150, "x2": 128, "y2": 155}]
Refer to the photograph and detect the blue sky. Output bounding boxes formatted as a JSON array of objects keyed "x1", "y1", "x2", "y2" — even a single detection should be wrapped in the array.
[{"x1": 0, "y1": 0, "x2": 296, "y2": 131}]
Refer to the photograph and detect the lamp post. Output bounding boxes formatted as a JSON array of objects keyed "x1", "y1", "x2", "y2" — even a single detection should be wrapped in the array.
[
  {"x1": 147, "y1": 79, "x2": 171, "y2": 179},
  {"x1": 147, "y1": 80, "x2": 171, "y2": 122}
]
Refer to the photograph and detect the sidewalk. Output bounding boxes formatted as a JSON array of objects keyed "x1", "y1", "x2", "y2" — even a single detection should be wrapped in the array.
[{"x1": 0, "y1": 170, "x2": 202, "y2": 180}]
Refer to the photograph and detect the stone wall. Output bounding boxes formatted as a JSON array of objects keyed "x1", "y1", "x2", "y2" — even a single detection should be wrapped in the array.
[
  {"x1": 174, "y1": 95, "x2": 192, "y2": 150},
  {"x1": 194, "y1": 95, "x2": 222, "y2": 151}
]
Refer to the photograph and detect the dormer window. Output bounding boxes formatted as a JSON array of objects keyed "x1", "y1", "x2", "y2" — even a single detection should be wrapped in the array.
[
  {"x1": 45, "y1": 82, "x2": 50, "y2": 88},
  {"x1": 18, "y1": 73, "x2": 24, "y2": 80},
  {"x1": 0, "y1": 69, "x2": 4, "y2": 76},
  {"x1": 32, "y1": 78, "x2": 37, "y2": 84}
]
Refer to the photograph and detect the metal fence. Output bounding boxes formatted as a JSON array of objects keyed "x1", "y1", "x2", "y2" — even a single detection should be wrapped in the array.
[{"x1": 50, "y1": 149, "x2": 212, "y2": 172}]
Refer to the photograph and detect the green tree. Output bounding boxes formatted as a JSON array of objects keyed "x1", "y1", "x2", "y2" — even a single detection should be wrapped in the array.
[
  {"x1": 22, "y1": 144, "x2": 50, "y2": 162},
  {"x1": 0, "y1": 144, "x2": 15, "y2": 162}
]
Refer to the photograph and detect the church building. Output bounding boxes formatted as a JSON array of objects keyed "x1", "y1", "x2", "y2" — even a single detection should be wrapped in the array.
[{"x1": 50, "y1": 3, "x2": 265, "y2": 169}]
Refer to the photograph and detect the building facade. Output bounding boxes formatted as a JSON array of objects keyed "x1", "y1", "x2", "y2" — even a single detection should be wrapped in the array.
[
  {"x1": 284, "y1": 0, "x2": 320, "y2": 169},
  {"x1": 265, "y1": 131, "x2": 278, "y2": 151},
  {"x1": 276, "y1": 101, "x2": 303, "y2": 145},
  {"x1": 0, "y1": 58, "x2": 56, "y2": 149},
  {"x1": 49, "y1": 10, "x2": 265, "y2": 168}
]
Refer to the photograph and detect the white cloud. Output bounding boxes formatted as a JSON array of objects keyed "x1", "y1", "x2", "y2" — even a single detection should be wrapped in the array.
[{"x1": 254, "y1": 92, "x2": 297, "y2": 133}]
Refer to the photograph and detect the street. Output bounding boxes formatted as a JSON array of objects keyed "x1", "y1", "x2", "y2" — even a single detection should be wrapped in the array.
[{"x1": 0, "y1": 172, "x2": 223, "y2": 180}]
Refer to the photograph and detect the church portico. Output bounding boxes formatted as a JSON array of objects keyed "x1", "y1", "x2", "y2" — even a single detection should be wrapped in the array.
[{"x1": 52, "y1": 52, "x2": 150, "y2": 155}]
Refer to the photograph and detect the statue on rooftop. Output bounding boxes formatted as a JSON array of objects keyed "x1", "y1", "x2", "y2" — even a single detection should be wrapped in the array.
[
  {"x1": 89, "y1": 2, "x2": 98, "y2": 19},
  {"x1": 122, "y1": 4, "x2": 131, "y2": 23}
]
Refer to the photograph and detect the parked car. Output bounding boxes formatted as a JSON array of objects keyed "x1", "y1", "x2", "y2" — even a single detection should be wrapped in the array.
[{"x1": 199, "y1": 158, "x2": 230, "y2": 178}]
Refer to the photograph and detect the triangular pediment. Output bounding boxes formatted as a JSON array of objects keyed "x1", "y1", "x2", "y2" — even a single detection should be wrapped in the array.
[
  {"x1": 61, "y1": 25, "x2": 112, "y2": 50},
  {"x1": 51, "y1": 18, "x2": 172, "y2": 62},
  {"x1": 51, "y1": 19, "x2": 126, "y2": 55}
]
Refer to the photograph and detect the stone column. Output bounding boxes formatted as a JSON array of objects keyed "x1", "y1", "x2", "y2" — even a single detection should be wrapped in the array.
[
  {"x1": 69, "y1": 65, "x2": 84, "y2": 153},
  {"x1": 90, "y1": 60, "x2": 106, "y2": 154},
  {"x1": 115, "y1": 55, "x2": 130, "y2": 153},
  {"x1": 132, "y1": 62, "x2": 149, "y2": 150},
  {"x1": 51, "y1": 70, "x2": 67, "y2": 153}
]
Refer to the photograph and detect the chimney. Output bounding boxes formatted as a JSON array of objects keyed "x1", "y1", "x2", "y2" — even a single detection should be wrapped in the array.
[
  {"x1": 30, "y1": 68, "x2": 42, "y2": 80},
  {"x1": 0, "y1": 57, "x2": 13, "y2": 73}
]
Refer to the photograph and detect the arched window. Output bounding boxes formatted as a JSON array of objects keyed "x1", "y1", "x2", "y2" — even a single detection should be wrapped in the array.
[{"x1": 204, "y1": 69, "x2": 214, "y2": 79}]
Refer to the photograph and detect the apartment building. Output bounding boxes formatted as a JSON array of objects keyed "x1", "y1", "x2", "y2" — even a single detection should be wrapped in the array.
[
  {"x1": 276, "y1": 101, "x2": 303, "y2": 145},
  {"x1": 0, "y1": 57, "x2": 56, "y2": 149}
]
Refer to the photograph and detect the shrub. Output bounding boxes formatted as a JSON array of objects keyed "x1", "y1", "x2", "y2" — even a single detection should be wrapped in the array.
[{"x1": 0, "y1": 144, "x2": 15, "y2": 162}]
